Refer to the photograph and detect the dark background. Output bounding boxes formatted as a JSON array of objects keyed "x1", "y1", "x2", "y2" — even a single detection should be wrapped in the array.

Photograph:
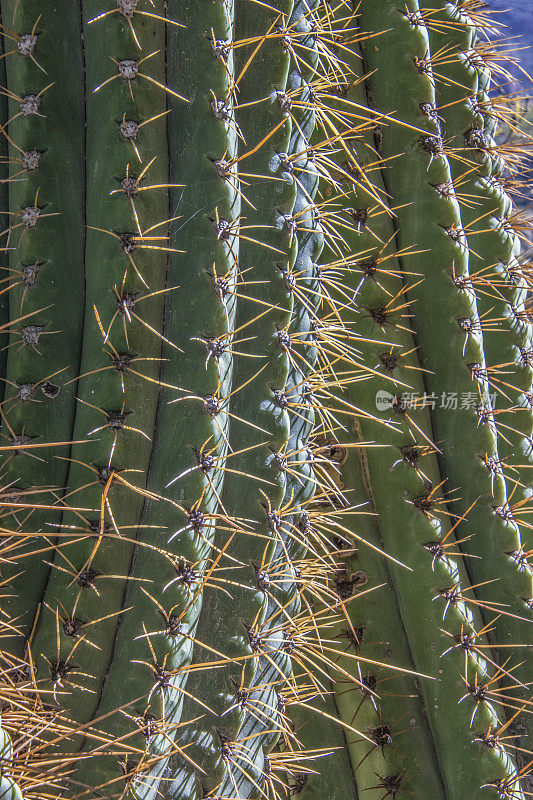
[
  {"x1": 488, "y1": 1, "x2": 532, "y2": 213},
  {"x1": 489, "y1": 0, "x2": 532, "y2": 82}
]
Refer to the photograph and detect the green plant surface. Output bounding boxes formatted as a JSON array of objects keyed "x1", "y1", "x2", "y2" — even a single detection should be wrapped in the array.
[
  {"x1": 323, "y1": 36, "x2": 516, "y2": 800},
  {"x1": 0, "y1": 0, "x2": 86, "y2": 640},
  {"x1": 293, "y1": 4, "x2": 527, "y2": 797},
  {"x1": 70, "y1": 1, "x2": 241, "y2": 794},
  {"x1": 0, "y1": 3, "x2": 238, "y2": 797},
  {"x1": 421, "y1": 0, "x2": 533, "y2": 771},
  {"x1": 0, "y1": 3, "x2": 530, "y2": 800},
  {"x1": 0, "y1": 14, "x2": 9, "y2": 394},
  {"x1": 21, "y1": 0, "x2": 170, "y2": 737},
  {"x1": 289, "y1": 689, "x2": 358, "y2": 800},
  {"x1": 161, "y1": 2, "x2": 297, "y2": 798},
  {"x1": 358, "y1": 0, "x2": 532, "y2": 709}
]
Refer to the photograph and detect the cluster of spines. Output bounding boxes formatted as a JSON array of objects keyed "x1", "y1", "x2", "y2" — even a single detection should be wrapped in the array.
[
  {"x1": 0, "y1": 615, "x2": 83, "y2": 800},
  {"x1": 0, "y1": 1, "x2": 86, "y2": 634},
  {"x1": 72, "y1": 1, "x2": 243, "y2": 794},
  {"x1": 258, "y1": 1, "x2": 533, "y2": 798},
  {"x1": 419, "y1": 0, "x2": 533, "y2": 778},
  {"x1": 0, "y1": 1, "x2": 530, "y2": 800},
  {"x1": 247, "y1": 0, "x2": 325, "y2": 791},
  {"x1": 156, "y1": 3, "x2": 398, "y2": 799},
  {"x1": 0, "y1": 0, "x2": 242, "y2": 796},
  {"x1": 0, "y1": 697, "x2": 22, "y2": 800},
  {"x1": 162, "y1": 2, "x2": 302, "y2": 796},
  {"x1": 320, "y1": 1, "x2": 531, "y2": 797},
  {"x1": 0, "y1": 10, "x2": 8, "y2": 382},
  {"x1": 0, "y1": 3, "x2": 88, "y2": 796}
]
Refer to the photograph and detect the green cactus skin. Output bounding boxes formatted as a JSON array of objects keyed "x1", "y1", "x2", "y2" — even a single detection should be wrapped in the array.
[
  {"x1": 287, "y1": 10, "x2": 447, "y2": 797},
  {"x1": 423, "y1": 0, "x2": 532, "y2": 553},
  {"x1": 260, "y1": 0, "x2": 325, "y2": 771},
  {"x1": 421, "y1": 0, "x2": 533, "y2": 775},
  {"x1": 1, "y1": 3, "x2": 238, "y2": 797},
  {"x1": 0, "y1": 20, "x2": 9, "y2": 393},
  {"x1": 358, "y1": 0, "x2": 532, "y2": 720},
  {"x1": 235, "y1": 15, "x2": 321, "y2": 798},
  {"x1": 256, "y1": 4, "x2": 355, "y2": 795},
  {"x1": 166, "y1": 8, "x2": 360, "y2": 798},
  {"x1": 289, "y1": 691, "x2": 358, "y2": 800},
  {"x1": 21, "y1": 1, "x2": 170, "y2": 737},
  {"x1": 318, "y1": 26, "x2": 517, "y2": 796},
  {"x1": 162, "y1": 3, "x2": 297, "y2": 798},
  {"x1": 313, "y1": 36, "x2": 448, "y2": 800},
  {"x1": 281, "y1": 0, "x2": 323, "y2": 521},
  {"x1": 276, "y1": 6, "x2": 521, "y2": 798},
  {"x1": 336, "y1": 440, "x2": 519, "y2": 798},
  {"x1": 422, "y1": 0, "x2": 532, "y2": 571},
  {"x1": 0, "y1": 3, "x2": 531, "y2": 800},
  {"x1": 0, "y1": 0, "x2": 86, "y2": 642},
  {"x1": 331, "y1": 452, "x2": 451, "y2": 800},
  {"x1": 70, "y1": 2, "x2": 241, "y2": 795}
]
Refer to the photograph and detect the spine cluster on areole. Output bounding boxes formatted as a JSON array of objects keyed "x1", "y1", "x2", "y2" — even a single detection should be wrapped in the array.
[{"x1": 0, "y1": 2, "x2": 530, "y2": 800}]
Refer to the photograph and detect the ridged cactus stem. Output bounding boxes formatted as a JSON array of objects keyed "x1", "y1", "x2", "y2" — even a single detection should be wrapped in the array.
[
  {"x1": 0, "y1": 4, "x2": 530, "y2": 800},
  {"x1": 71, "y1": 1, "x2": 241, "y2": 795},
  {"x1": 289, "y1": 691, "x2": 358, "y2": 800},
  {"x1": 422, "y1": 0, "x2": 531, "y2": 543},
  {"x1": 280, "y1": 8, "x2": 446, "y2": 796},
  {"x1": 327, "y1": 32, "x2": 517, "y2": 800},
  {"x1": 422, "y1": 0, "x2": 533, "y2": 771},
  {"x1": 331, "y1": 451, "x2": 450, "y2": 800},
  {"x1": 252, "y1": 4, "x2": 362, "y2": 792},
  {"x1": 0, "y1": 3, "x2": 239, "y2": 798},
  {"x1": 421, "y1": 1, "x2": 532, "y2": 539},
  {"x1": 21, "y1": 2, "x2": 170, "y2": 743},
  {"x1": 164, "y1": 3, "x2": 296, "y2": 798},
  {"x1": 304, "y1": 28, "x2": 445, "y2": 800},
  {"x1": 279, "y1": 5, "x2": 526, "y2": 796},
  {"x1": 358, "y1": 0, "x2": 532, "y2": 722},
  {"x1": 0, "y1": 19, "x2": 9, "y2": 393},
  {"x1": 0, "y1": 1, "x2": 86, "y2": 643},
  {"x1": 257, "y1": 0, "x2": 325, "y2": 767}
]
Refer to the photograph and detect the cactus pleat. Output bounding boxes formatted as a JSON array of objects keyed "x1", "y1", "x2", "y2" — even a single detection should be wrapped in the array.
[
  {"x1": 163, "y1": 2, "x2": 298, "y2": 797},
  {"x1": 419, "y1": 0, "x2": 533, "y2": 772},
  {"x1": 251, "y1": 2, "x2": 350, "y2": 790},
  {"x1": 70, "y1": 1, "x2": 240, "y2": 794},
  {"x1": 358, "y1": 0, "x2": 532, "y2": 743},
  {"x1": 0, "y1": 3, "x2": 531, "y2": 800},
  {"x1": 0, "y1": 1, "x2": 86, "y2": 636},
  {"x1": 238, "y1": 9, "x2": 320, "y2": 791},
  {"x1": 299, "y1": 13, "x2": 520, "y2": 795},
  {"x1": 358, "y1": 0, "x2": 532, "y2": 657},
  {"x1": 258, "y1": 0, "x2": 327, "y2": 759},
  {"x1": 288, "y1": 691, "x2": 358, "y2": 800},
  {"x1": 312, "y1": 33, "x2": 450, "y2": 800},
  {"x1": 0, "y1": 1, "x2": 238, "y2": 795},
  {"x1": 422, "y1": 0, "x2": 532, "y2": 595},
  {"x1": 17, "y1": 0, "x2": 171, "y2": 749},
  {"x1": 0, "y1": 21, "x2": 9, "y2": 388}
]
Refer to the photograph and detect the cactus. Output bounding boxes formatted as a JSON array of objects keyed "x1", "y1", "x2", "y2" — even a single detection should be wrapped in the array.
[{"x1": 0, "y1": 2, "x2": 531, "y2": 800}]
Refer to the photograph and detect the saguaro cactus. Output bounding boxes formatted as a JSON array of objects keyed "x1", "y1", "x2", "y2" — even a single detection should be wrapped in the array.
[{"x1": 0, "y1": 2, "x2": 531, "y2": 800}]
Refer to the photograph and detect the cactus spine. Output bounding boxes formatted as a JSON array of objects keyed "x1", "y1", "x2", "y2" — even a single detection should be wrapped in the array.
[{"x1": 0, "y1": 2, "x2": 531, "y2": 800}]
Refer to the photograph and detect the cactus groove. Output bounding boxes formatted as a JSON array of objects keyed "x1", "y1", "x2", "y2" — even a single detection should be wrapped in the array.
[{"x1": 0, "y1": 2, "x2": 531, "y2": 800}]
